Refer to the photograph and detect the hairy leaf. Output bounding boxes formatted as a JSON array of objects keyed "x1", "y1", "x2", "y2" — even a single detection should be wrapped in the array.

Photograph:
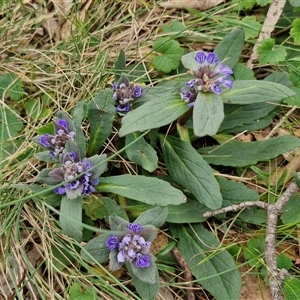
[
  {"x1": 175, "y1": 224, "x2": 242, "y2": 300},
  {"x1": 160, "y1": 135, "x2": 222, "y2": 209},
  {"x1": 119, "y1": 93, "x2": 189, "y2": 137},
  {"x1": 222, "y1": 80, "x2": 295, "y2": 104},
  {"x1": 199, "y1": 136, "x2": 300, "y2": 167},
  {"x1": 60, "y1": 195, "x2": 83, "y2": 242},
  {"x1": 193, "y1": 92, "x2": 224, "y2": 137},
  {"x1": 97, "y1": 175, "x2": 186, "y2": 206},
  {"x1": 214, "y1": 28, "x2": 245, "y2": 68},
  {"x1": 125, "y1": 132, "x2": 158, "y2": 172},
  {"x1": 87, "y1": 89, "x2": 115, "y2": 156}
]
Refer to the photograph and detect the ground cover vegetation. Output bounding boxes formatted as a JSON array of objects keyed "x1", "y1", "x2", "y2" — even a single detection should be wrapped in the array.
[{"x1": 1, "y1": 0, "x2": 300, "y2": 299}]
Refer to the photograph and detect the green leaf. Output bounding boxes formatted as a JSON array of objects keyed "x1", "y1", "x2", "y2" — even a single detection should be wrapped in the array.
[
  {"x1": 167, "y1": 198, "x2": 207, "y2": 223},
  {"x1": 119, "y1": 92, "x2": 189, "y2": 137},
  {"x1": 80, "y1": 233, "x2": 110, "y2": 263},
  {"x1": 244, "y1": 236, "x2": 265, "y2": 268},
  {"x1": 193, "y1": 92, "x2": 224, "y2": 137},
  {"x1": 241, "y1": 16, "x2": 262, "y2": 40},
  {"x1": 220, "y1": 102, "x2": 278, "y2": 133},
  {"x1": 82, "y1": 197, "x2": 106, "y2": 221},
  {"x1": 175, "y1": 224, "x2": 242, "y2": 300},
  {"x1": 97, "y1": 175, "x2": 186, "y2": 206},
  {"x1": 69, "y1": 282, "x2": 99, "y2": 300},
  {"x1": 135, "y1": 207, "x2": 168, "y2": 227},
  {"x1": 127, "y1": 261, "x2": 159, "y2": 299},
  {"x1": 231, "y1": 0, "x2": 256, "y2": 10},
  {"x1": 125, "y1": 132, "x2": 158, "y2": 172},
  {"x1": 87, "y1": 154, "x2": 108, "y2": 178},
  {"x1": 161, "y1": 20, "x2": 185, "y2": 36},
  {"x1": 284, "y1": 70, "x2": 300, "y2": 105},
  {"x1": 217, "y1": 177, "x2": 259, "y2": 207},
  {"x1": 25, "y1": 95, "x2": 52, "y2": 121},
  {"x1": 114, "y1": 49, "x2": 126, "y2": 80},
  {"x1": 35, "y1": 168, "x2": 61, "y2": 185},
  {"x1": 103, "y1": 197, "x2": 128, "y2": 221},
  {"x1": 277, "y1": 253, "x2": 293, "y2": 270},
  {"x1": 152, "y1": 37, "x2": 184, "y2": 73},
  {"x1": 160, "y1": 135, "x2": 222, "y2": 209},
  {"x1": 290, "y1": 18, "x2": 300, "y2": 45},
  {"x1": 214, "y1": 28, "x2": 245, "y2": 69},
  {"x1": 280, "y1": 193, "x2": 300, "y2": 224},
  {"x1": 72, "y1": 101, "x2": 86, "y2": 158},
  {"x1": 199, "y1": 136, "x2": 300, "y2": 167},
  {"x1": 257, "y1": 38, "x2": 287, "y2": 64},
  {"x1": 221, "y1": 80, "x2": 295, "y2": 104},
  {"x1": 109, "y1": 215, "x2": 129, "y2": 231},
  {"x1": 0, "y1": 73, "x2": 25, "y2": 101},
  {"x1": 60, "y1": 195, "x2": 83, "y2": 242},
  {"x1": 0, "y1": 106, "x2": 23, "y2": 140},
  {"x1": 289, "y1": 0, "x2": 300, "y2": 7},
  {"x1": 233, "y1": 64, "x2": 255, "y2": 80},
  {"x1": 283, "y1": 278, "x2": 300, "y2": 300},
  {"x1": 256, "y1": 0, "x2": 272, "y2": 6},
  {"x1": 87, "y1": 89, "x2": 115, "y2": 156}
]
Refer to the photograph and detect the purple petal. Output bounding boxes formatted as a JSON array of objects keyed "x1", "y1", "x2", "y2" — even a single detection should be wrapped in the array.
[
  {"x1": 106, "y1": 235, "x2": 119, "y2": 251},
  {"x1": 115, "y1": 105, "x2": 131, "y2": 112},
  {"x1": 207, "y1": 52, "x2": 219, "y2": 64},
  {"x1": 132, "y1": 86, "x2": 142, "y2": 98},
  {"x1": 221, "y1": 79, "x2": 233, "y2": 89},
  {"x1": 40, "y1": 134, "x2": 51, "y2": 147},
  {"x1": 67, "y1": 180, "x2": 80, "y2": 190},
  {"x1": 195, "y1": 52, "x2": 207, "y2": 65},
  {"x1": 56, "y1": 119, "x2": 68, "y2": 129},
  {"x1": 128, "y1": 223, "x2": 142, "y2": 233},
  {"x1": 54, "y1": 186, "x2": 66, "y2": 195},
  {"x1": 135, "y1": 254, "x2": 150, "y2": 268},
  {"x1": 112, "y1": 83, "x2": 118, "y2": 91},
  {"x1": 211, "y1": 85, "x2": 222, "y2": 94}
]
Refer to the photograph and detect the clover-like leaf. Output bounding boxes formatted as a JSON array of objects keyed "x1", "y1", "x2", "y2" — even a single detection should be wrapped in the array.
[
  {"x1": 152, "y1": 37, "x2": 184, "y2": 73},
  {"x1": 241, "y1": 16, "x2": 262, "y2": 40},
  {"x1": 290, "y1": 18, "x2": 300, "y2": 45},
  {"x1": 257, "y1": 38, "x2": 287, "y2": 65}
]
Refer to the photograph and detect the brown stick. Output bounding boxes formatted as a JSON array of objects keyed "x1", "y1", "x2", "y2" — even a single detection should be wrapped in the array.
[{"x1": 203, "y1": 172, "x2": 300, "y2": 300}]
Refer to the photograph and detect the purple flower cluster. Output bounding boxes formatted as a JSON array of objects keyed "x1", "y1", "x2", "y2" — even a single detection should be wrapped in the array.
[
  {"x1": 181, "y1": 51, "x2": 233, "y2": 107},
  {"x1": 106, "y1": 223, "x2": 152, "y2": 270},
  {"x1": 39, "y1": 119, "x2": 75, "y2": 157},
  {"x1": 113, "y1": 82, "x2": 142, "y2": 112},
  {"x1": 48, "y1": 152, "x2": 99, "y2": 199}
]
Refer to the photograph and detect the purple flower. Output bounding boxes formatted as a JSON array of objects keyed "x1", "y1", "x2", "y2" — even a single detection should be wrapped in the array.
[
  {"x1": 112, "y1": 75, "x2": 142, "y2": 113},
  {"x1": 181, "y1": 51, "x2": 233, "y2": 107},
  {"x1": 106, "y1": 223, "x2": 153, "y2": 271},
  {"x1": 49, "y1": 151, "x2": 99, "y2": 199},
  {"x1": 36, "y1": 118, "x2": 75, "y2": 157}
]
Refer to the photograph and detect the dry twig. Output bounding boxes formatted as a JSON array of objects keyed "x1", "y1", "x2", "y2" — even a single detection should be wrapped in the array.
[{"x1": 204, "y1": 172, "x2": 300, "y2": 300}]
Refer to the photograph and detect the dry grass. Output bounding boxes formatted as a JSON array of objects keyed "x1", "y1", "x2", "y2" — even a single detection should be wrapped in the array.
[{"x1": 0, "y1": 1, "x2": 281, "y2": 299}]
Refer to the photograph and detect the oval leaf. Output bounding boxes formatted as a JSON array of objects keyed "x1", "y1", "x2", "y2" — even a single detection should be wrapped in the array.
[
  {"x1": 199, "y1": 135, "x2": 300, "y2": 167},
  {"x1": 222, "y1": 80, "x2": 296, "y2": 104},
  {"x1": 87, "y1": 89, "x2": 115, "y2": 156},
  {"x1": 97, "y1": 175, "x2": 186, "y2": 206},
  {"x1": 160, "y1": 135, "x2": 222, "y2": 209},
  {"x1": 60, "y1": 195, "x2": 83, "y2": 242},
  {"x1": 119, "y1": 94, "x2": 189, "y2": 137},
  {"x1": 193, "y1": 92, "x2": 224, "y2": 137},
  {"x1": 214, "y1": 28, "x2": 245, "y2": 68},
  {"x1": 125, "y1": 132, "x2": 158, "y2": 172},
  {"x1": 176, "y1": 224, "x2": 242, "y2": 300}
]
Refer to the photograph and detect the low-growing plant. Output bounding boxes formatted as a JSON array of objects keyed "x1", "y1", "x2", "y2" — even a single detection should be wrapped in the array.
[{"x1": 14, "y1": 26, "x2": 300, "y2": 300}]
